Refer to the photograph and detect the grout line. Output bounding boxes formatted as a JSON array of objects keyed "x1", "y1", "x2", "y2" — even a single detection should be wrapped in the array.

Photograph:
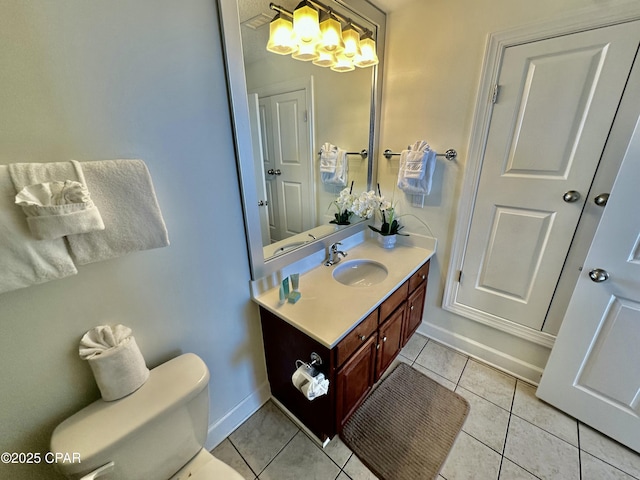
[
  {"x1": 511, "y1": 414, "x2": 580, "y2": 449},
  {"x1": 227, "y1": 438, "x2": 259, "y2": 477},
  {"x1": 497, "y1": 381, "x2": 518, "y2": 479},
  {"x1": 257, "y1": 428, "x2": 301, "y2": 477},
  {"x1": 577, "y1": 422, "x2": 582, "y2": 480}
]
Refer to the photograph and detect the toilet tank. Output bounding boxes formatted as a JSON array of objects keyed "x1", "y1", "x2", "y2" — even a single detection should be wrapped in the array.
[{"x1": 51, "y1": 353, "x2": 210, "y2": 480}]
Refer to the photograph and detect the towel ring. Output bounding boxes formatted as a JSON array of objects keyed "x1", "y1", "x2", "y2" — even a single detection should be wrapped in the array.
[{"x1": 383, "y1": 148, "x2": 457, "y2": 161}]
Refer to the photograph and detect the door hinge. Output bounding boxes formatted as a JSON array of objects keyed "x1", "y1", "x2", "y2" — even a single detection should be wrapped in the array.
[
  {"x1": 458, "y1": 270, "x2": 463, "y2": 282},
  {"x1": 491, "y1": 84, "x2": 500, "y2": 104},
  {"x1": 303, "y1": 110, "x2": 308, "y2": 122}
]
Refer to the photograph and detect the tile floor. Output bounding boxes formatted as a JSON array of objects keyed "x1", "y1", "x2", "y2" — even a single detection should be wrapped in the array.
[{"x1": 211, "y1": 333, "x2": 640, "y2": 479}]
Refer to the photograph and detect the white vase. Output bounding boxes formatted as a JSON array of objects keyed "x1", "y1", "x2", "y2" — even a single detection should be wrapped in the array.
[{"x1": 377, "y1": 233, "x2": 397, "y2": 249}]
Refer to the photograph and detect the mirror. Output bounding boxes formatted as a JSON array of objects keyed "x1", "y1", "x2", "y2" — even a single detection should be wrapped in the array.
[{"x1": 218, "y1": 0, "x2": 385, "y2": 279}]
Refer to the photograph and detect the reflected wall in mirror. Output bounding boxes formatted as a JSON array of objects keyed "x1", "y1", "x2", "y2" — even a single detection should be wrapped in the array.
[{"x1": 219, "y1": 0, "x2": 385, "y2": 279}]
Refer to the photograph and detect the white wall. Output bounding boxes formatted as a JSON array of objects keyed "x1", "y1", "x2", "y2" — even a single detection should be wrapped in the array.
[
  {"x1": 0, "y1": 2, "x2": 267, "y2": 479},
  {"x1": 377, "y1": 0, "x2": 635, "y2": 380}
]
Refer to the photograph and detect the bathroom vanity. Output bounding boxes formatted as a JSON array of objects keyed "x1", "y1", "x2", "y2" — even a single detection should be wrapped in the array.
[{"x1": 253, "y1": 238, "x2": 434, "y2": 442}]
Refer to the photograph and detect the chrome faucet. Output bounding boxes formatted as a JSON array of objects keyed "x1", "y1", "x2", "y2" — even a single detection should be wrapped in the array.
[{"x1": 324, "y1": 242, "x2": 347, "y2": 266}]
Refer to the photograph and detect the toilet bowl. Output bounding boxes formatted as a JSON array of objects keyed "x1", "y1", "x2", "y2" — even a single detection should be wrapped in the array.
[
  {"x1": 170, "y1": 449, "x2": 243, "y2": 480},
  {"x1": 50, "y1": 353, "x2": 243, "y2": 480}
]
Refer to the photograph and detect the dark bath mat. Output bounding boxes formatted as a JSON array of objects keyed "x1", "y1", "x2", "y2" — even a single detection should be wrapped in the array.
[{"x1": 341, "y1": 362, "x2": 470, "y2": 480}]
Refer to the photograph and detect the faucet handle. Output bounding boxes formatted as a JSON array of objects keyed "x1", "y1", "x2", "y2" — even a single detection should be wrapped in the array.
[{"x1": 331, "y1": 242, "x2": 342, "y2": 251}]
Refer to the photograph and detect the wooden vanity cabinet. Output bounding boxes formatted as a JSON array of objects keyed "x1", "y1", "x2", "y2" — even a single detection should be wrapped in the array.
[
  {"x1": 375, "y1": 305, "x2": 405, "y2": 382},
  {"x1": 335, "y1": 334, "x2": 377, "y2": 431},
  {"x1": 404, "y1": 260, "x2": 430, "y2": 343},
  {"x1": 259, "y1": 259, "x2": 430, "y2": 442}
]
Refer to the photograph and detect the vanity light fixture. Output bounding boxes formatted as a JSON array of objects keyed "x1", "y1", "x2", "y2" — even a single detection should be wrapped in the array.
[
  {"x1": 341, "y1": 23, "x2": 361, "y2": 59},
  {"x1": 313, "y1": 51, "x2": 337, "y2": 67},
  {"x1": 331, "y1": 52, "x2": 355, "y2": 72},
  {"x1": 292, "y1": 41, "x2": 320, "y2": 61},
  {"x1": 266, "y1": 12, "x2": 297, "y2": 55},
  {"x1": 292, "y1": 0, "x2": 321, "y2": 45},
  {"x1": 318, "y1": 11, "x2": 344, "y2": 55},
  {"x1": 355, "y1": 32, "x2": 379, "y2": 67},
  {"x1": 267, "y1": 1, "x2": 378, "y2": 72}
]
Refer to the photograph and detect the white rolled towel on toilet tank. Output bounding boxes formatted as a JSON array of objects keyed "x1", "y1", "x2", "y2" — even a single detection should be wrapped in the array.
[{"x1": 79, "y1": 324, "x2": 150, "y2": 401}]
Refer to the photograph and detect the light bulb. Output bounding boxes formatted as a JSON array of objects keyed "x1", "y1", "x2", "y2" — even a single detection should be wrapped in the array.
[
  {"x1": 266, "y1": 14, "x2": 296, "y2": 55},
  {"x1": 341, "y1": 24, "x2": 361, "y2": 59},
  {"x1": 355, "y1": 36, "x2": 378, "y2": 67},
  {"x1": 331, "y1": 53, "x2": 355, "y2": 72},
  {"x1": 318, "y1": 14, "x2": 344, "y2": 55},
  {"x1": 293, "y1": 1, "x2": 320, "y2": 45},
  {"x1": 313, "y1": 51, "x2": 336, "y2": 67},
  {"x1": 292, "y1": 42, "x2": 319, "y2": 61}
]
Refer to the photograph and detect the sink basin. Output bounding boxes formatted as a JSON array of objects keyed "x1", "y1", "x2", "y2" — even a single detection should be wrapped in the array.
[{"x1": 332, "y1": 260, "x2": 388, "y2": 287}]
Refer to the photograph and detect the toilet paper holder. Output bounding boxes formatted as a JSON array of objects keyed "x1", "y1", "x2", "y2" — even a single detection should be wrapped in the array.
[{"x1": 295, "y1": 352, "x2": 323, "y2": 375}]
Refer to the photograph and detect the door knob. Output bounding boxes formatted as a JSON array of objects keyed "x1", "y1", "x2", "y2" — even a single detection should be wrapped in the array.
[
  {"x1": 593, "y1": 193, "x2": 609, "y2": 207},
  {"x1": 267, "y1": 169, "x2": 282, "y2": 176},
  {"x1": 563, "y1": 190, "x2": 581, "y2": 203},
  {"x1": 588, "y1": 268, "x2": 609, "y2": 283}
]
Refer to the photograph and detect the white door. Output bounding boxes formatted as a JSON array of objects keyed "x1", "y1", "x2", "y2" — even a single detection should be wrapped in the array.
[
  {"x1": 259, "y1": 89, "x2": 314, "y2": 242},
  {"x1": 455, "y1": 22, "x2": 640, "y2": 331},
  {"x1": 537, "y1": 117, "x2": 640, "y2": 453},
  {"x1": 248, "y1": 93, "x2": 271, "y2": 246}
]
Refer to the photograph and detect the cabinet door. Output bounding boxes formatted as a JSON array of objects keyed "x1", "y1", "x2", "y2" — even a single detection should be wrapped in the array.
[
  {"x1": 336, "y1": 334, "x2": 377, "y2": 430},
  {"x1": 404, "y1": 284, "x2": 426, "y2": 344},
  {"x1": 376, "y1": 305, "x2": 405, "y2": 381}
]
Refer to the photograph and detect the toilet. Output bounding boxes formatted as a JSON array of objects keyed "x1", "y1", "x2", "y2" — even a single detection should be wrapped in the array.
[{"x1": 50, "y1": 353, "x2": 243, "y2": 480}]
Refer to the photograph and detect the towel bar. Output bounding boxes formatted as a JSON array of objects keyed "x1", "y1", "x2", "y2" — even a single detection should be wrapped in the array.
[
  {"x1": 318, "y1": 149, "x2": 368, "y2": 159},
  {"x1": 384, "y1": 148, "x2": 457, "y2": 161}
]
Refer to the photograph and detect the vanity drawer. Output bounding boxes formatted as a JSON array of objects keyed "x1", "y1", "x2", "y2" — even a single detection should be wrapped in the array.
[
  {"x1": 379, "y1": 280, "x2": 409, "y2": 321},
  {"x1": 408, "y1": 260, "x2": 430, "y2": 293},
  {"x1": 335, "y1": 310, "x2": 378, "y2": 367}
]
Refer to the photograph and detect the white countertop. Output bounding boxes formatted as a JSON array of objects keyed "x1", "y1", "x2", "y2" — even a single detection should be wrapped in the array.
[{"x1": 253, "y1": 237, "x2": 436, "y2": 349}]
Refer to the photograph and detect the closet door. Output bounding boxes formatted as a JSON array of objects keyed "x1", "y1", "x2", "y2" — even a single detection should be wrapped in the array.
[
  {"x1": 537, "y1": 118, "x2": 640, "y2": 453},
  {"x1": 453, "y1": 21, "x2": 639, "y2": 331}
]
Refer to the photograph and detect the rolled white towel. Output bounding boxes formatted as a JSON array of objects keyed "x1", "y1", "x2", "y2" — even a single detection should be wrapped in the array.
[
  {"x1": 15, "y1": 180, "x2": 104, "y2": 240},
  {"x1": 79, "y1": 324, "x2": 150, "y2": 401}
]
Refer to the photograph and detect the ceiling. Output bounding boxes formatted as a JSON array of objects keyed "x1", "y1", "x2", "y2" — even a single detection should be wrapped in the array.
[{"x1": 238, "y1": 0, "x2": 407, "y2": 23}]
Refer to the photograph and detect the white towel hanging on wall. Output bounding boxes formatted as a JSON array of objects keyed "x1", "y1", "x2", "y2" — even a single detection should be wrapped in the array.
[
  {"x1": 397, "y1": 140, "x2": 437, "y2": 195},
  {"x1": 320, "y1": 143, "x2": 348, "y2": 187}
]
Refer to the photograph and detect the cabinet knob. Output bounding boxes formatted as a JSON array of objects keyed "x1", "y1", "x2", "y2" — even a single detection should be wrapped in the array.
[
  {"x1": 376, "y1": 343, "x2": 380, "y2": 350},
  {"x1": 382, "y1": 336, "x2": 387, "y2": 342},
  {"x1": 410, "y1": 305, "x2": 414, "y2": 311},
  {"x1": 421, "y1": 275, "x2": 426, "y2": 280},
  {"x1": 359, "y1": 335, "x2": 366, "y2": 341}
]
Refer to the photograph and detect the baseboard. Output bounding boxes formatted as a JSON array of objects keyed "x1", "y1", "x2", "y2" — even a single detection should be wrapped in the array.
[
  {"x1": 418, "y1": 322, "x2": 546, "y2": 385},
  {"x1": 205, "y1": 381, "x2": 271, "y2": 450}
]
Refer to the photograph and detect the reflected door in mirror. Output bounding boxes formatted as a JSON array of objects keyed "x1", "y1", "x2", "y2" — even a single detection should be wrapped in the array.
[{"x1": 258, "y1": 88, "x2": 315, "y2": 244}]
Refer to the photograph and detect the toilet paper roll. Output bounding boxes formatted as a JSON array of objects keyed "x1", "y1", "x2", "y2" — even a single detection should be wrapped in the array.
[
  {"x1": 291, "y1": 366, "x2": 329, "y2": 400},
  {"x1": 292, "y1": 365, "x2": 315, "y2": 391}
]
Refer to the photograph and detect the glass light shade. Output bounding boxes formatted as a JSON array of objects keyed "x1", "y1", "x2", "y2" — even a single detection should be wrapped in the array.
[
  {"x1": 318, "y1": 16, "x2": 344, "y2": 54},
  {"x1": 293, "y1": 2, "x2": 320, "y2": 45},
  {"x1": 355, "y1": 36, "x2": 379, "y2": 67},
  {"x1": 341, "y1": 26, "x2": 361, "y2": 58},
  {"x1": 292, "y1": 42, "x2": 319, "y2": 61},
  {"x1": 313, "y1": 51, "x2": 336, "y2": 67},
  {"x1": 266, "y1": 15, "x2": 296, "y2": 55},
  {"x1": 331, "y1": 53, "x2": 355, "y2": 72}
]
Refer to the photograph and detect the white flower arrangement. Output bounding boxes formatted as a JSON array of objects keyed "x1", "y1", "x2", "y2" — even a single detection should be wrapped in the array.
[{"x1": 330, "y1": 184, "x2": 393, "y2": 225}]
